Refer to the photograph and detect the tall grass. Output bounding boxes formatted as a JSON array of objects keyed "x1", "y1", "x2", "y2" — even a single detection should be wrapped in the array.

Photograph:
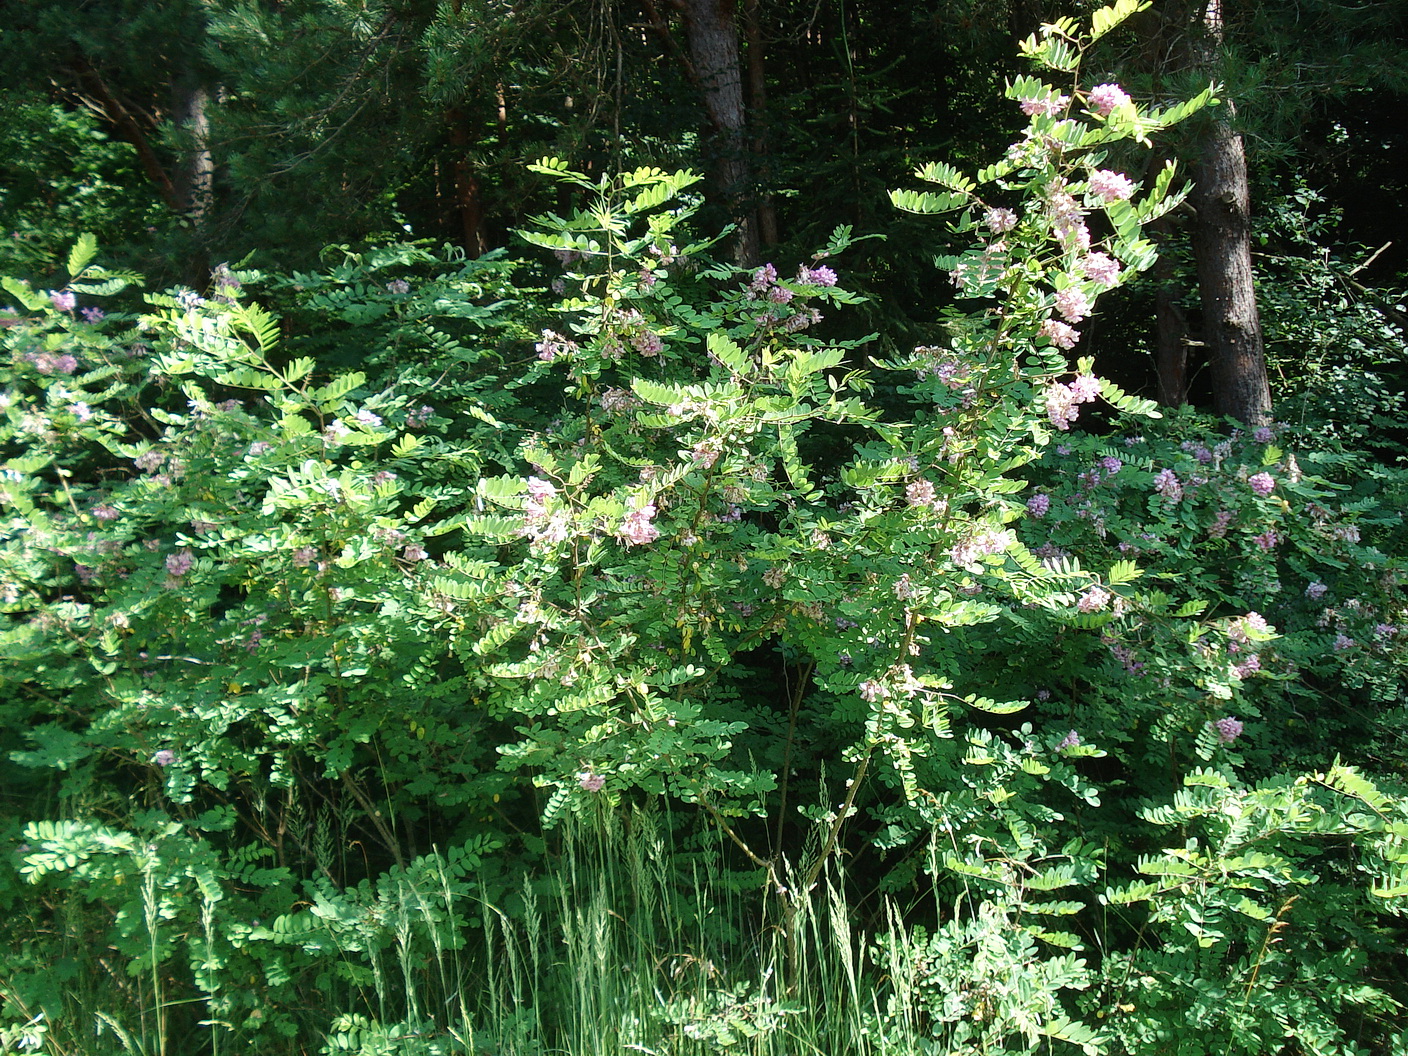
[{"x1": 3, "y1": 806, "x2": 943, "y2": 1056}]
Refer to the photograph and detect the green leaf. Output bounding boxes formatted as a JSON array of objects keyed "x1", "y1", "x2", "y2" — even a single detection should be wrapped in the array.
[
  {"x1": 67, "y1": 233, "x2": 99, "y2": 278},
  {"x1": 1090, "y1": 0, "x2": 1150, "y2": 42}
]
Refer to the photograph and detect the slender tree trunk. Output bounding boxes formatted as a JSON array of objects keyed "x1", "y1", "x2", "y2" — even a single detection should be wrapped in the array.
[
  {"x1": 743, "y1": 0, "x2": 777, "y2": 248},
  {"x1": 173, "y1": 74, "x2": 215, "y2": 284},
  {"x1": 1188, "y1": 0, "x2": 1272, "y2": 425},
  {"x1": 680, "y1": 0, "x2": 759, "y2": 265},
  {"x1": 445, "y1": 106, "x2": 488, "y2": 257},
  {"x1": 1154, "y1": 276, "x2": 1190, "y2": 408}
]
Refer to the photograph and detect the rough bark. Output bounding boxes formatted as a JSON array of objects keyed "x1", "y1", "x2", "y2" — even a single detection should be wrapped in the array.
[
  {"x1": 1188, "y1": 0, "x2": 1272, "y2": 425},
  {"x1": 680, "y1": 0, "x2": 759, "y2": 265},
  {"x1": 172, "y1": 72, "x2": 215, "y2": 286}
]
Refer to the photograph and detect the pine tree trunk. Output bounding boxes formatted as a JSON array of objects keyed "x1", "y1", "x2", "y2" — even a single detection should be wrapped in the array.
[
  {"x1": 445, "y1": 106, "x2": 488, "y2": 257},
  {"x1": 1188, "y1": 0, "x2": 1272, "y2": 425},
  {"x1": 681, "y1": 0, "x2": 759, "y2": 265},
  {"x1": 173, "y1": 73, "x2": 215, "y2": 285}
]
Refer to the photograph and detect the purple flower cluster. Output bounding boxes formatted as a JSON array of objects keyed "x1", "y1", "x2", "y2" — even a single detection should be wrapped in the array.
[
  {"x1": 1248, "y1": 472, "x2": 1275, "y2": 497},
  {"x1": 1153, "y1": 468, "x2": 1183, "y2": 503},
  {"x1": 26, "y1": 351, "x2": 78, "y2": 375},
  {"x1": 1213, "y1": 716, "x2": 1243, "y2": 744},
  {"x1": 1055, "y1": 287, "x2": 1092, "y2": 324}
]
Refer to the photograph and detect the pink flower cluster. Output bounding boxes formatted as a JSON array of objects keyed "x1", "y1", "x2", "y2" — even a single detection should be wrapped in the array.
[
  {"x1": 1080, "y1": 252, "x2": 1122, "y2": 287},
  {"x1": 1078, "y1": 586, "x2": 1111, "y2": 613},
  {"x1": 1088, "y1": 169, "x2": 1135, "y2": 203},
  {"x1": 1153, "y1": 468, "x2": 1183, "y2": 503},
  {"x1": 1248, "y1": 472, "x2": 1275, "y2": 497},
  {"x1": 1228, "y1": 612, "x2": 1271, "y2": 644},
  {"x1": 535, "y1": 329, "x2": 578, "y2": 363},
  {"x1": 1213, "y1": 716, "x2": 1243, "y2": 743},
  {"x1": 985, "y1": 207, "x2": 1018, "y2": 234},
  {"x1": 1055, "y1": 287, "x2": 1092, "y2": 324},
  {"x1": 1043, "y1": 373, "x2": 1101, "y2": 431},
  {"x1": 1020, "y1": 92, "x2": 1069, "y2": 117},
  {"x1": 1087, "y1": 83, "x2": 1131, "y2": 117},
  {"x1": 620, "y1": 500, "x2": 660, "y2": 546}
]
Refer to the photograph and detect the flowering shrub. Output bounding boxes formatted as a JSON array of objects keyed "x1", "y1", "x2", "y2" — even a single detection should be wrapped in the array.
[{"x1": 2, "y1": 5, "x2": 1407, "y2": 1055}]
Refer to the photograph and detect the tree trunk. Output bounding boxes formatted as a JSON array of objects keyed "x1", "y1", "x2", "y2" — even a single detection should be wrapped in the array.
[
  {"x1": 1154, "y1": 270, "x2": 1190, "y2": 408},
  {"x1": 1188, "y1": 0, "x2": 1272, "y2": 425},
  {"x1": 743, "y1": 0, "x2": 777, "y2": 248},
  {"x1": 173, "y1": 73, "x2": 215, "y2": 285},
  {"x1": 680, "y1": 0, "x2": 759, "y2": 265},
  {"x1": 445, "y1": 106, "x2": 489, "y2": 257}
]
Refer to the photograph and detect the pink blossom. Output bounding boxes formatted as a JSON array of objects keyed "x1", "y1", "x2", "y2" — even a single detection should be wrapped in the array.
[
  {"x1": 906, "y1": 479, "x2": 937, "y2": 508},
  {"x1": 1027, "y1": 493, "x2": 1051, "y2": 518},
  {"x1": 1248, "y1": 472, "x2": 1275, "y2": 497},
  {"x1": 1055, "y1": 287, "x2": 1092, "y2": 324},
  {"x1": 802, "y1": 265, "x2": 838, "y2": 286},
  {"x1": 1233, "y1": 654, "x2": 1261, "y2": 679},
  {"x1": 165, "y1": 550, "x2": 194, "y2": 577},
  {"x1": 578, "y1": 771, "x2": 605, "y2": 792},
  {"x1": 1040, "y1": 319, "x2": 1080, "y2": 350},
  {"x1": 92, "y1": 504, "x2": 120, "y2": 521},
  {"x1": 1088, "y1": 169, "x2": 1135, "y2": 202},
  {"x1": 526, "y1": 477, "x2": 557, "y2": 502},
  {"x1": 1077, "y1": 586, "x2": 1111, "y2": 613},
  {"x1": 1080, "y1": 252, "x2": 1122, "y2": 287},
  {"x1": 631, "y1": 331, "x2": 663, "y2": 356},
  {"x1": 620, "y1": 502, "x2": 660, "y2": 546},
  {"x1": 1207, "y1": 509, "x2": 1234, "y2": 537},
  {"x1": 1021, "y1": 92, "x2": 1069, "y2": 117},
  {"x1": 859, "y1": 680, "x2": 888, "y2": 702},
  {"x1": 985, "y1": 207, "x2": 1018, "y2": 233},
  {"x1": 1153, "y1": 468, "x2": 1182, "y2": 502},
  {"x1": 1252, "y1": 529, "x2": 1278, "y2": 551},
  {"x1": 1057, "y1": 730, "x2": 1080, "y2": 750},
  {"x1": 1088, "y1": 83, "x2": 1131, "y2": 117},
  {"x1": 49, "y1": 290, "x2": 76, "y2": 312},
  {"x1": 153, "y1": 749, "x2": 176, "y2": 767},
  {"x1": 1069, "y1": 374, "x2": 1100, "y2": 402},
  {"x1": 1229, "y1": 612, "x2": 1271, "y2": 644},
  {"x1": 1305, "y1": 581, "x2": 1328, "y2": 599},
  {"x1": 1212, "y1": 716, "x2": 1243, "y2": 743},
  {"x1": 1045, "y1": 382, "x2": 1079, "y2": 431}
]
